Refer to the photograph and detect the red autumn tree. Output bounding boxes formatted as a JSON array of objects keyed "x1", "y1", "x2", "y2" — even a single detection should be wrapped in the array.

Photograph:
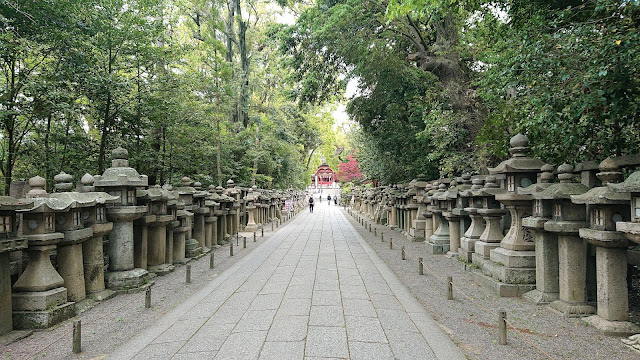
[{"x1": 337, "y1": 155, "x2": 363, "y2": 182}]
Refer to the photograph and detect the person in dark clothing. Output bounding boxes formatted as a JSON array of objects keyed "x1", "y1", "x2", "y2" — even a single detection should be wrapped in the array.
[
  {"x1": 309, "y1": 196, "x2": 315, "y2": 213},
  {"x1": 327, "y1": 195, "x2": 332, "y2": 205},
  {"x1": 334, "y1": 196, "x2": 337, "y2": 205}
]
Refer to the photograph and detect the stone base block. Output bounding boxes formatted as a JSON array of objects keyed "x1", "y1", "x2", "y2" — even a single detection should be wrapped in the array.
[
  {"x1": 446, "y1": 251, "x2": 459, "y2": 259},
  {"x1": 407, "y1": 232, "x2": 425, "y2": 242},
  {"x1": 490, "y1": 247, "x2": 536, "y2": 268},
  {"x1": 74, "y1": 298, "x2": 96, "y2": 314},
  {"x1": 13, "y1": 302, "x2": 75, "y2": 329},
  {"x1": 523, "y1": 289, "x2": 559, "y2": 305},
  {"x1": 12, "y1": 288, "x2": 67, "y2": 311},
  {"x1": 185, "y1": 239, "x2": 203, "y2": 258},
  {"x1": 245, "y1": 224, "x2": 258, "y2": 232},
  {"x1": 0, "y1": 330, "x2": 32, "y2": 346},
  {"x1": 584, "y1": 315, "x2": 640, "y2": 336},
  {"x1": 472, "y1": 270, "x2": 535, "y2": 297},
  {"x1": 87, "y1": 289, "x2": 116, "y2": 302},
  {"x1": 425, "y1": 241, "x2": 449, "y2": 255},
  {"x1": 148, "y1": 264, "x2": 175, "y2": 276},
  {"x1": 458, "y1": 248, "x2": 473, "y2": 263},
  {"x1": 104, "y1": 268, "x2": 150, "y2": 291},
  {"x1": 550, "y1": 299, "x2": 595, "y2": 317},
  {"x1": 481, "y1": 258, "x2": 536, "y2": 285},
  {"x1": 474, "y1": 241, "x2": 501, "y2": 259}
]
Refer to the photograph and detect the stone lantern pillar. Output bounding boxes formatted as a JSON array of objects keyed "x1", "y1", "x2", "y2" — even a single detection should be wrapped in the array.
[
  {"x1": 76, "y1": 174, "x2": 118, "y2": 301},
  {"x1": 0, "y1": 196, "x2": 31, "y2": 337},
  {"x1": 13, "y1": 177, "x2": 75, "y2": 329},
  {"x1": 459, "y1": 178, "x2": 486, "y2": 262},
  {"x1": 426, "y1": 182, "x2": 441, "y2": 238},
  {"x1": 426, "y1": 183, "x2": 450, "y2": 254},
  {"x1": 406, "y1": 180, "x2": 422, "y2": 241},
  {"x1": 191, "y1": 182, "x2": 209, "y2": 253},
  {"x1": 244, "y1": 186, "x2": 258, "y2": 232},
  {"x1": 443, "y1": 177, "x2": 472, "y2": 257},
  {"x1": 226, "y1": 180, "x2": 240, "y2": 236},
  {"x1": 94, "y1": 147, "x2": 149, "y2": 291},
  {"x1": 216, "y1": 186, "x2": 231, "y2": 242},
  {"x1": 173, "y1": 209, "x2": 190, "y2": 264},
  {"x1": 572, "y1": 158, "x2": 640, "y2": 335},
  {"x1": 536, "y1": 165, "x2": 594, "y2": 316},
  {"x1": 520, "y1": 165, "x2": 559, "y2": 304},
  {"x1": 387, "y1": 187, "x2": 398, "y2": 229},
  {"x1": 420, "y1": 183, "x2": 434, "y2": 240},
  {"x1": 163, "y1": 185, "x2": 180, "y2": 265}
]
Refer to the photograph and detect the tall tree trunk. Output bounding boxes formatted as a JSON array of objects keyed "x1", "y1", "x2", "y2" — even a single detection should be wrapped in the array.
[{"x1": 236, "y1": 0, "x2": 249, "y2": 127}]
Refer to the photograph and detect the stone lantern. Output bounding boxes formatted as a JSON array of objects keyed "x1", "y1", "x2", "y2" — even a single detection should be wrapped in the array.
[
  {"x1": 12, "y1": 176, "x2": 75, "y2": 329},
  {"x1": 572, "y1": 158, "x2": 639, "y2": 335},
  {"x1": 483, "y1": 134, "x2": 544, "y2": 296},
  {"x1": 426, "y1": 183, "x2": 450, "y2": 254},
  {"x1": 405, "y1": 180, "x2": 420, "y2": 241},
  {"x1": 204, "y1": 194, "x2": 219, "y2": 250},
  {"x1": 164, "y1": 186, "x2": 183, "y2": 265},
  {"x1": 175, "y1": 177, "x2": 203, "y2": 259},
  {"x1": 49, "y1": 172, "x2": 97, "y2": 305},
  {"x1": 420, "y1": 183, "x2": 434, "y2": 240},
  {"x1": 94, "y1": 147, "x2": 149, "y2": 291},
  {"x1": 244, "y1": 185, "x2": 258, "y2": 232},
  {"x1": 137, "y1": 186, "x2": 175, "y2": 275},
  {"x1": 173, "y1": 207, "x2": 191, "y2": 264},
  {"x1": 76, "y1": 174, "x2": 119, "y2": 301},
  {"x1": 191, "y1": 181, "x2": 209, "y2": 253},
  {"x1": 537, "y1": 165, "x2": 593, "y2": 316},
  {"x1": 443, "y1": 176, "x2": 473, "y2": 257},
  {"x1": 387, "y1": 186, "x2": 399, "y2": 229},
  {"x1": 458, "y1": 178, "x2": 486, "y2": 262},
  {"x1": 520, "y1": 164, "x2": 559, "y2": 304},
  {"x1": 214, "y1": 186, "x2": 230, "y2": 243},
  {"x1": 0, "y1": 196, "x2": 31, "y2": 337},
  {"x1": 410, "y1": 176, "x2": 429, "y2": 241},
  {"x1": 425, "y1": 182, "x2": 441, "y2": 240},
  {"x1": 471, "y1": 176, "x2": 507, "y2": 265}
]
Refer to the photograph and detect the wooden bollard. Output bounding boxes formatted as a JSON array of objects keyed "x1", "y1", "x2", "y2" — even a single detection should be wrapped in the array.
[
  {"x1": 72, "y1": 320, "x2": 81, "y2": 354},
  {"x1": 236, "y1": 233, "x2": 239, "y2": 247},
  {"x1": 243, "y1": 236, "x2": 247, "y2": 248},
  {"x1": 418, "y1": 258, "x2": 423, "y2": 275},
  {"x1": 230, "y1": 243, "x2": 234, "y2": 256},
  {"x1": 381, "y1": 233, "x2": 384, "y2": 242},
  {"x1": 261, "y1": 228, "x2": 264, "y2": 237},
  {"x1": 389, "y1": 239, "x2": 393, "y2": 250},
  {"x1": 374, "y1": 228, "x2": 377, "y2": 236},
  {"x1": 368, "y1": 223, "x2": 371, "y2": 232},
  {"x1": 498, "y1": 310, "x2": 507, "y2": 345},
  {"x1": 401, "y1": 246, "x2": 405, "y2": 260},
  {"x1": 186, "y1": 265, "x2": 191, "y2": 284},
  {"x1": 272, "y1": 222, "x2": 274, "y2": 231},
  {"x1": 210, "y1": 252, "x2": 215, "y2": 269},
  {"x1": 253, "y1": 232, "x2": 256, "y2": 242},
  {"x1": 145, "y1": 286, "x2": 151, "y2": 308},
  {"x1": 447, "y1": 276, "x2": 453, "y2": 300}
]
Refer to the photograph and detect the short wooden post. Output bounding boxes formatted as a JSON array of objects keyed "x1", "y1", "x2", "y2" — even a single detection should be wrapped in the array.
[
  {"x1": 272, "y1": 222, "x2": 274, "y2": 231},
  {"x1": 374, "y1": 228, "x2": 377, "y2": 236},
  {"x1": 261, "y1": 228, "x2": 264, "y2": 237},
  {"x1": 253, "y1": 232, "x2": 256, "y2": 242},
  {"x1": 230, "y1": 243, "x2": 234, "y2": 256},
  {"x1": 447, "y1": 276, "x2": 453, "y2": 300},
  {"x1": 210, "y1": 252, "x2": 214, "y2": 269},
  {"x1": 390, "y1": 239, "x2": 393, "y2": 250},
  {"x1": 186, "y1": 265, "x2": 191, "y2": 284},
  {"x1": 418, "y1": 258, "x2": 423, "y2": 275},
  {"x1": 498, "y1": 311, "x2": 507, "y2": 345},
  {"x1": 381, "y1": 233, "x2": 384, "y2": 242},
  {"x1": 72, "y1": 320, "x2": 81, "y2": 354},
  {"x1": 243, "y1": 236, "x2": 247, "y2": 249},
  {"x1": 145, "y1": 286, "x2": 151, "y2": 308},
  {"x1": 401, "y1": 246, "x2": 406, "y2": 260}
]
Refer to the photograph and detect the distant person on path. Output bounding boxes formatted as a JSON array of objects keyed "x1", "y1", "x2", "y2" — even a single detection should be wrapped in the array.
[
  {"x1": 309, "y1": 196, "x2": 314, "y2": 213},
  {"x1": 319, "y1": 195, "x2": 322, "y2": 202},
  {"x1": 327, "y1": 195, "x2": 332, "y2": 205},
  {"x1": 334, "y1": 196, "x2": 337, "y2": 205}
]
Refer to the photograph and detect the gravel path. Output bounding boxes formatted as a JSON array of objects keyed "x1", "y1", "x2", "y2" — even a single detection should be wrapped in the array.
[
  {"x1": 2, "y1": 218, "x2": 291, "y2": 360},
  {"x1": 344, "y1": 209, "x2": 639, "y2": 360}
]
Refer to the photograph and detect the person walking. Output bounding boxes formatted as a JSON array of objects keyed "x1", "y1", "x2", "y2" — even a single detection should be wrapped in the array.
[
  {"x1": 309, "y1": 196, "x2": 315, "y2": 213},
  {"x1": 327, "y1": 195, "x2": 332, "y2": 205}
]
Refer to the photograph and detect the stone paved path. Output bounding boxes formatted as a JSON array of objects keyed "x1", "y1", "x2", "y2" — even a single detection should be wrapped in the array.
[{"x1": 108, "y1": 204, "x2": 465, "y2": 360}]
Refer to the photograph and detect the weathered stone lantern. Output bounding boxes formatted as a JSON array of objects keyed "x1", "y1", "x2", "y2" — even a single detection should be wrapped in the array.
[
  {"x1": 175, "y1": 177, "x2": 203, "y2": 259},
  {"x1": 94, "y1": 147, "x2": 149, "y2": 290},
  {"x1": 244, "y1": 185, "x2": 258, "y2": 232},
  {"x1": 192, "y1": 181, "x2": 209, "y2": 253},
  {"x1": 409, "y1": 175, "x2": 429, "y2": 241},
  {"x1": 173, "y1": 207, "x2": 190, "y2": 264},
  {"x1": 572, "y1": 158, "x2": 639, "y2": 335},
  {"x1": 459, "y1": 178, "x2": 486, "y2": 262},
  {"x1": 49, "y1": 172, "x2": 97, "y2": 305},
  {"x1": 76, "y1": 174, "x2": 118, "y2": 301},
  {"x1": 217, "y1": 186, "x2": 232, "y2": 242},
  {"x1": 472, "y1": 176, "x2": 507, "y2": 265},
  {"x1": 420, "y1": 183, "x2": 434, "y2": 240},
  {"x1": 137, "y1": 186, "x2": 175, "y2": 275},
  {"x1": 204, "y1": 191, "x2": 219, "y2": 249},
  {"x1": 426, "y1": 182, "x2": 441, "y2": 240},
  {"x1": 520, "y1": 164, "x2": 558, "y2": 304},
  {"x1": 0, "y1": 196, "x2": 31, "y2": 337},
  {"x1": 537, "y1": 164, "x2": 594, "y2": 316},
  {"x1": 426, "y1": 183, "x2": 450, "y2": 254},
  {"x1": 164, "y1": 185, "x2": 182, "y2": 265},
  {"x1": 443, "y1": 176, "x2": 473, "y2": 257},
  {"x1": 12, "y1": 176, "x2": 75, "y2": 329}
]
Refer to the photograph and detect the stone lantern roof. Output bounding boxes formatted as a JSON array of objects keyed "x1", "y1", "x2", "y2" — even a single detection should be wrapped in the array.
[
  {"x1": 519, "y1": 164, "x2": 555, "y2": 195},
  {"x1": 176, "y1": 177, "x2": 196, "y2": 195},
  {"x1": 137, "y1": 185, "x2": 169, "y2": 202},
  {"x1": 537, "y1": 164, "x2": 589, "y2": 200},
  {"x1": 571, "y1": 158, "x2": 629, "y2": 205},
  {"x1": 488, "y1": 134, "x2": 545, "y2": 174},
  {"x1": 608, "y1": 169, "x2": 640, "y2": 194},
  {"x1": 471, "y1": 176, "x2": 504, "y2": 197},
  {"x1": 94, "y1": 147, "x2": 148, "y2": 188}
]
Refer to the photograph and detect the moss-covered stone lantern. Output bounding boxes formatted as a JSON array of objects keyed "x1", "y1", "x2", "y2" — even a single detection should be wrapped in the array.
[
  {"x1": 426, "y1": 183, "x2": 450, "y2": 254},
  {"x1": 459, "y1": 178, "x2": 486, "y2": 262}
]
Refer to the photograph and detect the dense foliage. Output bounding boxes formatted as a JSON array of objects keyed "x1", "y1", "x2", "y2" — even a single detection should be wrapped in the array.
[
  {"x1": 0, "y1": 0, "x2": 340, "y2": 194},
  {"x1": 280, "y1": 0, "x2": 640, "y2": 183}
]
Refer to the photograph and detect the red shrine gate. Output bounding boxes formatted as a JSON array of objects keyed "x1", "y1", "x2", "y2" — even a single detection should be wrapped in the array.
[{"x1": 311, "y1": 162, "x2": 338, "y2": 189}]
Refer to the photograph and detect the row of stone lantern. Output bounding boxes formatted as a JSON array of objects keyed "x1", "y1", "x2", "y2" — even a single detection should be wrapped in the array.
[
  {"x1": 1, "y1": 147, "x2": 302, "y2": 337},
  {"x1": 345, "y1": 133, "x2": 640, "y2": 336}
]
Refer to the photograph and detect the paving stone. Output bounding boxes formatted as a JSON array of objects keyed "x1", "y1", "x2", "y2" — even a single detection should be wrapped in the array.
[
  {"x1": 346, "y1": 316, "x2": 387, "y2": 343},
  {"x1": 259, "y1": 341, "x2": 306, "y2": 360},
  {"x1": 214, "y1": 330, "x2": 267, "y2": 360},
  {"x1": 309, "y1": 305, "x2": 345, "y2": 327},
  {"x1": 233, "y1": 309, "x2": 276, "y2": 332},
  {"x1": 343, "y1": 298, "x2": 377, "y2": 317},
  {"x1": 284, "y1": 284, "x2": 313, "y2": 299},
  {"x1": 179, "y1": 323, "x2": 234, "y2": 353},
  {"x1": 311, "y1": 290, "x2": 342, "y2": 306},
  {"x1": 267, "y1": 315, "x2": 309, "y2": 341},
  {"x1": 152, "y1": 318, "x2": 207, "y2": 343},
  {"x1": 277, "y1": 297, "x2": 311, "y2": 316},
  {"x1": 349, "y1": 341, "x2": 394, "y2": 360},
  {"x1": 249, "y1": 293, "x2": 284, "y2": 311},
  {"x1": 132, "y1": 340, "x2": 186, "y2": 360},
  {"x1": 305, "y1": 326, "x2": 349, "y2": 358}
]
